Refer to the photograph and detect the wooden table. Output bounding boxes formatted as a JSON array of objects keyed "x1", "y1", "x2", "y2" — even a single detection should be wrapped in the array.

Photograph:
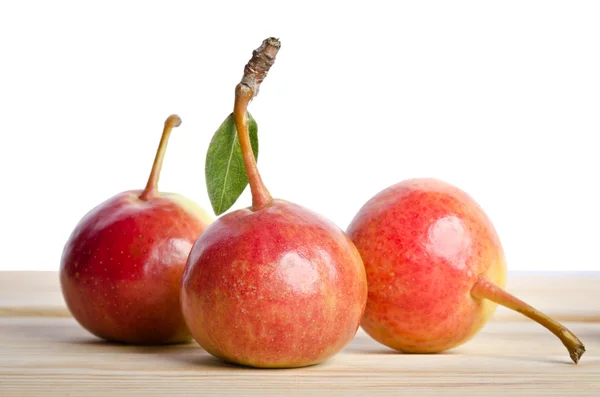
[{"x1": 0, "y1": 272, "x2": 598, "y2": 396}]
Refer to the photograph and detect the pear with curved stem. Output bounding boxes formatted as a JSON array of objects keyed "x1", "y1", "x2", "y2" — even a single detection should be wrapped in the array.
[
  {"x1": 347, "y1": 178, "x2": 585, "y2": 363},
  {"x1": 60, "y1": 114, "x2": 211, "y2": 345},
  {"x1": 181, "y1": 38, "x2": 368, "y2": 368}
]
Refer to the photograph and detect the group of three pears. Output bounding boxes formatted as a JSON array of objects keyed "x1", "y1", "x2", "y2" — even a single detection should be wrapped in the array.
[{"x1": 60, "y1": 38, "x2": 585, "y2": 368}]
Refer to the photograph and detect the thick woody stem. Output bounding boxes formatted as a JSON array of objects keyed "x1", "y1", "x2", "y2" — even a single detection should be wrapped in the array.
[{"x1": 240, "y1": 37, "x2": 281, "y2": 97}]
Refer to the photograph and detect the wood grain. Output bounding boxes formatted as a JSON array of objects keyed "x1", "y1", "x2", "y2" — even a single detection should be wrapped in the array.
[
  {"x1": 0, "y1": 271, "x2": 599, "y2": 396},
  {"x1": 1, "y1": 271, "x2": 599, "y2": 321},
  {"x1": 0, "y1": 271, "x2": 69, "y2": 317},
  {"x1": 0, "y1": 317, "x2": 598, "y2": 396}
]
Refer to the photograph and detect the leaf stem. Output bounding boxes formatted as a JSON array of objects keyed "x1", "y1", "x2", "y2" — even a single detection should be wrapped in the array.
[
  {"x1": 232, "y1": 37, "x2": 281, "y2": 211},
  {"x1": 139, "y1": 114, "x2": 182, "y2": 201},
  {"x1": 471, "y1": 275, "x2": 586, "y2": 364}
]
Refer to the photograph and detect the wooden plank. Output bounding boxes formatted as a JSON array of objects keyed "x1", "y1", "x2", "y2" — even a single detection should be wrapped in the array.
[
  {"x1": 0, "y1": 272, "x2": 598, "y2": 395},
  {"x1": 0, "y1": 317, "x2": 598, "y2": 396},
  {"x1": 1, "y1": 271, "x2": 599, "y2": 321},
  {"x1": 0, "y1": 271, "x2": 69, "y2": 316}
]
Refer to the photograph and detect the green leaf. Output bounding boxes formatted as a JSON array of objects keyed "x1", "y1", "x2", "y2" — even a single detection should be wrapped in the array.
[{"x1": 205, "y1": 113, "x2": 258, "y2": 215}]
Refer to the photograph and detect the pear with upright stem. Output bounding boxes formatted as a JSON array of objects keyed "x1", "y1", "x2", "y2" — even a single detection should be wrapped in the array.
[{"x1": 61, "y1": 115, "x2": 211, "y2": 344}]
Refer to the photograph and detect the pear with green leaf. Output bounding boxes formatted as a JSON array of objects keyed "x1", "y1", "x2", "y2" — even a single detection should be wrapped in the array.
[{"x1": 181, "y1": 38, "x2": 368, "y2": 368}]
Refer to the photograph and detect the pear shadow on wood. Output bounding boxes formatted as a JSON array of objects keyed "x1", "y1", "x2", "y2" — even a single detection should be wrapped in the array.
[
  {"x1": 2, "y1": 317, "x2": 199, "y2": 356},
  {"x1": 342, "y1": 342, "x2": 459, "y2": 356},
  {"x1": 66, "y1": 337, "x2": 196, "y2": 355},
  {"x1": 342, "y1": 346, "x2": 405, "y2": 355},
  {"x1": 345, "y1": 342, "x2": 576, "y2": 365},
  {"x1": 170, "y1": 354, "x2": 249, "y2": 369},
  {"x1": 160, "y1": 348, "x2": 326, "y2": 371}
]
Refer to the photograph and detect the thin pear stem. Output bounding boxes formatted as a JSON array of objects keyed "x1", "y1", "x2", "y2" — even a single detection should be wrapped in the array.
[
  {"x1": 471, "y1": 275, "x2": 586, "y2": 364},
  {"x1": 234, "y1": 84, "x2": 272, "y2": 211},
  {"x1": 139, "y1": 114, "x2": 182, "y2": 201}
]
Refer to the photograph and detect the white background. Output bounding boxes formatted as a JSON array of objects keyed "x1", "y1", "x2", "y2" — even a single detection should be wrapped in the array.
[{"x1": 1, "y1": 1, "x2": 598, "y2": 271}]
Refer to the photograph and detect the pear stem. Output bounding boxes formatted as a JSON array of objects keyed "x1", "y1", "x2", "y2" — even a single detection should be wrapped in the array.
[
  {"x1": 234, "y1": 85, "x2": 272, "y2": 210},
  {"x1": 232, "y1": 37, "x2": 281, "y2": 211},
  {"x1": 471, "y1": 275, "x2": 586, "y2": 364},
  {"x1": 139, "y1": 114, "x2": 182, "y2": 201}
]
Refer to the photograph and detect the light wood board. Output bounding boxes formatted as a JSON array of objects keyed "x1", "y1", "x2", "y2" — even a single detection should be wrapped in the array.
[{"x1": 0, "y1": 271, "x2": 598, "y2": 396}]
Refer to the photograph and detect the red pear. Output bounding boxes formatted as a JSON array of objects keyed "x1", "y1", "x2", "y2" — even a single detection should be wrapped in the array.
[
  {"x1": 347, "y1": 178, "x2": 585, "y2": 363},
  {"x1": 60, "y1": 115, "x2": 211, "y2": 344},
  {"x1": 181, "y1": 38, "x2": 368, "y2": 368}
]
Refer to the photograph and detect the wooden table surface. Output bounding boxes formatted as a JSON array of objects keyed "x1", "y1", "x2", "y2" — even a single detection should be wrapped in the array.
[{"x1": 0, "y1": 271, "x2": 598, "y2": 396}]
